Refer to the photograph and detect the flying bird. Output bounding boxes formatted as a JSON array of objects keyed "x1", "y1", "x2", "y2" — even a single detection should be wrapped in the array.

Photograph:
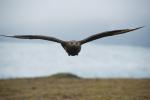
[{"x1": 1, "y1": 27, "x2": 143, "y2": 56}]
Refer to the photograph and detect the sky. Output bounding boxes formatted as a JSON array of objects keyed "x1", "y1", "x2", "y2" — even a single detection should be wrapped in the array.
[{"x1": 0, "y1": 0, "x2": 150, "y2": 78}]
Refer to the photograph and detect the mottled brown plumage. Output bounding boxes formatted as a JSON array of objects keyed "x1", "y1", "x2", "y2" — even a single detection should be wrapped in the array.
[{"x1": 1, "y1": 27, "x2": 143, "y2": 56}]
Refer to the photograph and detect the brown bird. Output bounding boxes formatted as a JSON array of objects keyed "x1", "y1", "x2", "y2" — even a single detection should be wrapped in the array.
[{"x1": 1, "y1": 27, "x2": 143, "y2": 56}]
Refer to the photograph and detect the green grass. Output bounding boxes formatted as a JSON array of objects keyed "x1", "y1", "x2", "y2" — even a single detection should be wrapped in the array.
[{"x1": 0, "y1": 73, "x2": 150, "y2": 100}]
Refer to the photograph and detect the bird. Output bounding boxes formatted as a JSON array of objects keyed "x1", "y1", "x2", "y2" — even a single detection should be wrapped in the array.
[{"x1": 0, "y1": 27, "x2": 143, "y2": 56}]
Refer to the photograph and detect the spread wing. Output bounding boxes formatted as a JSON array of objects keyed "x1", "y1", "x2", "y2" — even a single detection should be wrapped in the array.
[
  {"x1": 79, "y1": 27, "x2": 143, "y2": 44},
  {"x1": 0, "y1": 35, "x2": 65, "y2": 44}
]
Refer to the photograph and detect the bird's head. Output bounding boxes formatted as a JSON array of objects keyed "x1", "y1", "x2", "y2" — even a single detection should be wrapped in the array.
[{"x1": 67, "y1": 40, "x2": 81, "y2": 47}]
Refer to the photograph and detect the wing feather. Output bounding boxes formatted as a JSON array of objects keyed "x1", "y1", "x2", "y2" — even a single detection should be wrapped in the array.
[
  {"x1": 0, "y1": 35, "x2": 65, "y2": 43},
  {"x1": 80, "y1": 27, "x2": 143, "y2": 44}
]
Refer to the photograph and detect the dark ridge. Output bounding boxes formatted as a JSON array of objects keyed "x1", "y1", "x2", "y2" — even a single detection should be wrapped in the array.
[{"x1": 50, "y1": 73, "x2": 81, "y2": 79}]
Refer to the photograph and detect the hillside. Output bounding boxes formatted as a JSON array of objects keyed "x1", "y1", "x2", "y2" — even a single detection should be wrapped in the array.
[
  {"x1": 0, "y1": 73, "x2": 150, "y2": 100},
  {"x1": 50, "y1": 73, "x2": 81, "y2": 79}
]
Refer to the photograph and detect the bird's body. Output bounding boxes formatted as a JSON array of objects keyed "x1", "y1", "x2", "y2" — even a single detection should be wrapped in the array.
[
  {"x1": 0, "y1": 27, "x2": 143, "y2": 56},
  {"x1": 61, "y1": 40, "x2": 81, "y2": 56}
]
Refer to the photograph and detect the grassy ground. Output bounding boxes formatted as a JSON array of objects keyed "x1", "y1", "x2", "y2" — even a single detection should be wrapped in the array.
[{"x1": 0, "y1": 74, "x2": 150, "y2": 100}]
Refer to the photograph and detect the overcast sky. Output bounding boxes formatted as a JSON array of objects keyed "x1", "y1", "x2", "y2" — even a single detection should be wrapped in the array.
[
  {"x1": 0, "y1": 0, "x2": 150, "y2": 78},
  {"x1": 0, "y1": 0, "x2": 150, "y2": 47}
]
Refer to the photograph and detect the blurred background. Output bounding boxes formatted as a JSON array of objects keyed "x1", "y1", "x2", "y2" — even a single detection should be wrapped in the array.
[{"x1": 0, "y1": 0, "x2": 150, "y2": 79}]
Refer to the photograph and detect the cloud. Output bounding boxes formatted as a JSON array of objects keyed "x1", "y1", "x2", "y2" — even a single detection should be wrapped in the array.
[
  {"x1": 0, "y1": 0, "x2": 150, "y2": 47},
  {"x1": 0, "y1": 42, "x2": 150, "y2": 79},
  {"x1": 0, "y1": 0, "x2": 150, "y2": 78}
]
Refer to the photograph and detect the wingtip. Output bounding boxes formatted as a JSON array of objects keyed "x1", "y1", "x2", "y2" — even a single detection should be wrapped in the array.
[
  {"x1": 128, "y1": 26, "x2": 144, "y2": 32},
  {"x1": 134, "y1": 26, "x2": 145, "y2": 30},
  {"x1": 0, "y1": 35, "x2": 13, "y2": 37}
]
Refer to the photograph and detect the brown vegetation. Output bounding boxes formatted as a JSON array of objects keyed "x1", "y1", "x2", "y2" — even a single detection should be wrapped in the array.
[{"x1": 0, "y1": 73, "x2": 150, "y2": 100}]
